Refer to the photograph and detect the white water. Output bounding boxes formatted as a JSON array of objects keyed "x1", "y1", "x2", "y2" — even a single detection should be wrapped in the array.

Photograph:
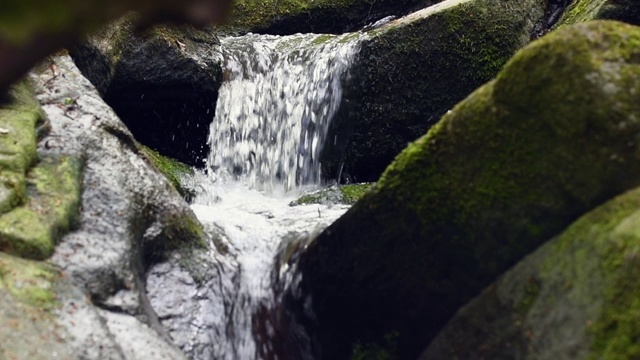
[
  {"x1": 188, "y1": 31, "x2": 365, "y2": 359},
  {"x1": 207, "y1": 32, "x2": 363, "y2": 193}
]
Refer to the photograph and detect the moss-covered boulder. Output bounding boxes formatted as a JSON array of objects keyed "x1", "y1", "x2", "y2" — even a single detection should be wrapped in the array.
[
  {"x1": 322, "y1": 0, "x2": 547, "y2": 182},
  {"x1": 229, "y1": 0, "x2": 436, "y2": 34},
  {"x1": 70, "y1": 16, "x2": 223, "y2": 167},
  {"x1": 290, "y1": 21, "x2": 640, "y2": 360},
  {"x1": 421, "y1": 185, "x2": 640, "y2": 359},
  {"x1": 557, "y1": 0, "x2": 640, "y2": 26},
  {"x1": 0, "y1": 156, "x2": 81, "y2": 260}
]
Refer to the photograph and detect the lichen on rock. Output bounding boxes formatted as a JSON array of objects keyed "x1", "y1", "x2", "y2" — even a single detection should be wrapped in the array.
[
  {"x1": 292, "y1": 20, "x2": 640, "y2": 360},
  {"x1": 0, "y1": 81, "x2": 43, "y2": 215},
  {"x1": 229, "y1": 0, "x2": 436, "y2": 34},
  {"x1": 138, "y1": 143, "x2": 194, "y2": 199}
]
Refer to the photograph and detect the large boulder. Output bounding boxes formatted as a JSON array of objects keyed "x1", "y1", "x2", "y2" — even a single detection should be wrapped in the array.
[
  {"x1": 289, "y1": 21, "x2": 640, "y2": 360},
  {"x1": 229, "y1": 0, "x2": 436, "y2": 34},
  {"x1": 421, "y1": 185, "x2": 640, "y2": 359},
  {"x1": 322, "y1": 0, "x2": 548, "y2": 182},
  {"x1": 70, "y1": 17, "x2": 223, "y2": 167}
]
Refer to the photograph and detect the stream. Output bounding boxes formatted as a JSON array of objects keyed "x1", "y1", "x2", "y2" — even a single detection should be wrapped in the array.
[{"x1": 184, "y1": 31, "x2": 366, "y2": 359}]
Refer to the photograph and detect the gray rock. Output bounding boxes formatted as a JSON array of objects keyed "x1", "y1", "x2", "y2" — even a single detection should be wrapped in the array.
[
  {"x1": 70, "y1": 17, "x2": 223, "y2": 167},
  {"x1": 27, "y1": 54, "x2": 219, "y2": 359}
]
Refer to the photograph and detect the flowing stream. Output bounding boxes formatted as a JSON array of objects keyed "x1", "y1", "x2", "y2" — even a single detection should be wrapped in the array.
[{"x1": 186, "y1": 31, "x2": 366, "y2": 359}]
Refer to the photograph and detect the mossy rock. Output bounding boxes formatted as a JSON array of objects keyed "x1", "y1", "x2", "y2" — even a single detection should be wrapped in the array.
[
  {"x1": 229, "y1": 0, "x2": 435, "y2": 34},
  {"x1": 421, "y1": 185, "x2": 640, "y2": 359},
  {"x1": 138, "y1": 143, "x2": 195, "y2": 199},
  {"x1": 0, "y1": 252, "x2": 74, "y2": 360},
  {"x1": 323, "y1": 0, "x2": 547, "y2": 182},
  {"x1": 293, "y1": 21, "x2": 640, "y2": 360},
  {"x1": 0, "y1": 81, "x2": 43, "y2": 215},
  {"x1": 291, "y1": 184, "x2": 373, "y2": 206},
  {"x1": 0, "y1": 156, "x2": 82, "y2": 260},
  {"x1": 0, "y1": 252, "x2": 59, "y2": 309},
  {"x1": 557, "y1": 0, "x2": 640, "y2": 27}
]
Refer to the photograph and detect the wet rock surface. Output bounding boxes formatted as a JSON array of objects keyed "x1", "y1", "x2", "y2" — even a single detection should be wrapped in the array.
[
  {"x1": 70, "y1": 17, "x2": 223, "y2": 167},
  {"x1": 291, "y1": 20, "x2": 640, "y2": 360}
]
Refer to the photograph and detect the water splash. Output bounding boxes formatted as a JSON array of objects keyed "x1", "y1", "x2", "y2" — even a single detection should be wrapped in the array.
[
  {"x1": 190, "y1": 176, "x2": 350, "y2": 360},
  {"x1": 207, "y1": 32, "x2": 364, "y2": 193}
]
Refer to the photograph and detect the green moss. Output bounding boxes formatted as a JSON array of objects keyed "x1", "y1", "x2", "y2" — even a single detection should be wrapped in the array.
[
  {"x1": 0, "y1": 156, "x2": 82, "y2": 259},
  {"x1": 556, "y1": 0, "x2": 608, "y2": 26},
  {"x1": 0, "y1": 252, "x2": 59, "y2": 310},
  {"x1": 575, "y1": 193, "x2": 640, "y2": 358},
  {"x1": 138, "y1": 143, "x2": 195, "y2": 199},
  {"x1": 340, "y1": 184, "x2": 373, "y2": 204},
  {"x1": 231, "y1": 0, "x2": 356, "y2": 30},
  {"x1": 534, "y1": 187, "x2": 640, "y2": 358},
  {"x1": 0, "y1": 81, "x2": 43, "y2": 215},
  {"x1": 293, "y1": 192, "x2": 324, "y2": 206},
  {"x1": 291, "y1": 183, "x2": 373, "y2": 206}
]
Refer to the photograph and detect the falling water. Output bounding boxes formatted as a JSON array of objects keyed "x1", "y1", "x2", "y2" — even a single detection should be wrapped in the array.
[
  {"x1": 207, "y1": 32, "x2": 363, "y2": 193},
  {"x1": 186, "y1": 31, "x2": 365, "y2": 359}
]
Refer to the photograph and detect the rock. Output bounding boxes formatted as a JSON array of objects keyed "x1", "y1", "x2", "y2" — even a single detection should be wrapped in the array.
[
  {"x1": 0, "y1": 0, "x2": 233, "y2": 97},
  {"x1": 0, "y1": 156, "x2": 81, "y2": 260},
  {"x1": 290, "y1": 184, "x2": 373, "y2": 206},
  {"x1": 558, "y1": 0, "x2": 640, "y2": 26},
  {"x1": 322, "y1": 0, "x2": 548, "y2": 182},
  {"x1": 138, "y1": 143, "x2": 195, "y2": 200},
  {"x1": 289, "y1": 21, "x2": 640, "y2": 360},
  {"x1": 0, "y1": 53, "x2": 223, "y2": 359},
  {"x1": 70, "y1": 16, "x2": 223, "y2": 167},
  {"x1": 421, "y1": 185, "x2": 640, "y2": 359},
  {"x1": 229, "y1": 0, "x2": 436, "y2": 34}
]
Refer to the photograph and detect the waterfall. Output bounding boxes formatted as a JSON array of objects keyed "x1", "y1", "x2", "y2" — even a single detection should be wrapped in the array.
[
  {"x1": 207, "y1": 32, "x2": 363, "y2": 193},
  {"x1": 183, "y1": 31, "x2": 365, "y2": 360}
]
